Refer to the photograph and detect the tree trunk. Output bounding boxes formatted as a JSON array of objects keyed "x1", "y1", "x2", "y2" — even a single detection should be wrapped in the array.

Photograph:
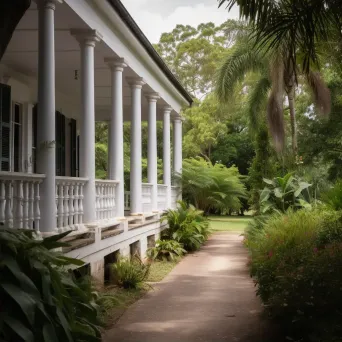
[{"x1": 288, "y1": 88, "x2": 298, "y2": 156}]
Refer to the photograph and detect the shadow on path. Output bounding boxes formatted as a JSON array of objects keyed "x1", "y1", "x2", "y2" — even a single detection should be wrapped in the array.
[{"x1": 104, "y1": 232, "x2": 275, "y2": 342}]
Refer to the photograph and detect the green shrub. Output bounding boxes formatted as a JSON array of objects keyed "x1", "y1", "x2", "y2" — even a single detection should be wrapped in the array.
[
  {"x1": 162, "y1": 201, "x2": 211, "y2": 251},
  {"x1": 246, "y1": 209, "x2": 342, "y2": 340},
  {"x1": 176, "y1": 157, "x2": 247, "y2": 214},
  {"x1": 322, "y1": 179, "x2": 342, "y2": 210},
  {"x1": 260, "y1": 173, "x2": 312, "y2": 214},
  {"x1": 0, "y1": 229, "x2": 101, "y2": 342},
  {"x1": 146, "y1": 239, "x2": 186, "y2": 261},
  {"x1": 111, "y1": 256, "x2": 150, "y2": 289}
]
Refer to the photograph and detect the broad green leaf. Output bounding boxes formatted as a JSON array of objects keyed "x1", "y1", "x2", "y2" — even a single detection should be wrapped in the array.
[
  {"x1": 1, "y1": 283, "x2": 36, "y2": 324},
  {"x1": 3, "y1": 316, "x2": 34, "y2": 342},
  {"x1": 294, "y1": 182, "x2": 312, "y2": 197},
  {"x1": 274, "y1": 187, "x2": 283, "y2": 198},
  {"x1": 260, "y1": 187, "x2": 271, "y2": 202},
  {"x1": 43, "y1": 323, "x2": 58, "y2": 342}
]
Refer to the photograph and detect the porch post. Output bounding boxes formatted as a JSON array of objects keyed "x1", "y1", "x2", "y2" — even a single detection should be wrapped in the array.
[
  {"x1": 71, "y1": 29, "x2": 102, "y2": 223},
  {"x1": 127, "y1": 77, "x2": 145, "y2": 215},
  {"x1": 105, "y1": 58, "x2": 127, "y2": 218},
  {"x1": 146, "y1": 93, "x2": 160, "y2": 212},
  {"x1": 173, "y1": 117, "x2": 183, "y2": 176},
  {"x1": 36, "y1": 0, "x2": 62, "y2": 233},
  {"x1": 163, "y1": 106, "x2": 172, "y2": 209}
]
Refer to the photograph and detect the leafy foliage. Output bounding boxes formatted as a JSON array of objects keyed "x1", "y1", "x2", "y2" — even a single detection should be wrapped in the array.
[
  {"x1": 162, "y1": 201, "x2": 210, "y2": 251},
  {"x1": 146, "y1": 239, "x2": 186, "y2": 261},
  {"x1": 0, "y1": 229, "x2": 101, "y2": 342},
  {"x1": 177, "y1": 158, "x2": 246, "y2": 214},
  {"x1": 260, "y1": 173, "x2": 312, "y2": 213},
  {"x1": 245, "y1": 208, "x2": 342, "y2": 340},
  {"x1": 110, "y1": 256, "x2": 150, "y2": 289},
  {"x1": 321, "y1": 180, "x2": 342, "y2": 211}
]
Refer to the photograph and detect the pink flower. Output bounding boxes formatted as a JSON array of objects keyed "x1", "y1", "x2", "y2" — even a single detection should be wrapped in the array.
[
  {"x1": 313, "y1": 247, "x2": 318, "y2": 253},
  {"x1": 268, "y1": 251, "x2": 273, "y2": 258}
]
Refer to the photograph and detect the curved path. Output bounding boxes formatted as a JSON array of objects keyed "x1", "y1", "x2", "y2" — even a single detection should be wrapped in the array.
[{"x1": 104, "y1": 232, "x2": 271, "y2": 342}]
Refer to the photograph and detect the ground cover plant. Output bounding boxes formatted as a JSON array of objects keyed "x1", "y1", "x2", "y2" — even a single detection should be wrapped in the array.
[{"x1": 146, "y1": 239, "x2": 186, "y2": 261}]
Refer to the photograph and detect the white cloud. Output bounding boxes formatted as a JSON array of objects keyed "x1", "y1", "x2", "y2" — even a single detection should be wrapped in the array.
[{"x1": 123, "y1": 1, "x2": 240, "y2": 43}]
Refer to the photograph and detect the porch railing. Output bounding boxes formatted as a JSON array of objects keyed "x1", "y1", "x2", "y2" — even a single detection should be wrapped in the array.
[
  {"x1": 55, "y1": 177, "x2": 88, "y2": 231},
  {"x1": 157, "y1": 184, "x2": 168, "y2": 211},
  {"x1": 171, "y1": 186, "x2": 180, "y2": 209},
  {"x1": 95, "y1": 180, "x2": 118, "y2": 220},
  {"x1": 142, "y1": 183, "x2": 153, "y2": 213},
  {"x1": 0, "y1": 172, "x2": 45, "y2": 231}
]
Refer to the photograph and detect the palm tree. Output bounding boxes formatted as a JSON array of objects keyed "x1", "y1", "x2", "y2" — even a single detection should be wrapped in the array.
[
  {"x1": 216, "y1": 31, "x2": 331, "y2": 154},
  {"x1": 217, "y1": 0, "x2": 341, "y2": 75}
]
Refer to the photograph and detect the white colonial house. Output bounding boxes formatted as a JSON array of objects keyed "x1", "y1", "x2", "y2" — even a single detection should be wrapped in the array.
[{"x1": 0, "y1": 0, "x2": 192, "y2": 282}]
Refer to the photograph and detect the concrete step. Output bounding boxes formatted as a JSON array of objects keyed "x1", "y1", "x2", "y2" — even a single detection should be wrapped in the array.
[
  {"x1": 62, "y1": 237, "x2": 94, "y2": 253},
  {"x1": 101, "y1": 227, "x2": 124, "y2": 240}
]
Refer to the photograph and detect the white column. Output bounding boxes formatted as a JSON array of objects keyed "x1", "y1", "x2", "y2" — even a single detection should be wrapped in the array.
[
  {"x1": 127, "y1": 77, "x2": 145, "y2": 214},
  {"x1": 71, "y1": 29, "x2": 102, "y2": 223},
  {"x1": 105, "y1": 58, "x2": 127, "y2": 218},
  {"x1": 173, "y1": 117, "x2": 183, "y2": 176},
  {"x1": 163, "y1": 106, "x2": 172, "y2": 209},
  {"x1": 146, "y1": 93, "x2": 160, "y2": 212},
  {"x1": 36, "y1": 0, "x2": 61, "y2": 233}
]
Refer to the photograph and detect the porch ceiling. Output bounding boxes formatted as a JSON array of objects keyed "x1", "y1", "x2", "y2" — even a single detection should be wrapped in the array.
[{"x1": 1, "y1": 2, "x2": 171, "y2": 122}]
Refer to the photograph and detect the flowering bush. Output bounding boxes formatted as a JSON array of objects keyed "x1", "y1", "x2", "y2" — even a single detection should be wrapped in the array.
[{"x1": 246, "y1": 209, "x2": 342, "y2": 340}]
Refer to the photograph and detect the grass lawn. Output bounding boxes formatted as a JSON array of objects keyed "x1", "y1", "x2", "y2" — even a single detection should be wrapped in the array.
[
  {"x1": 209, "y1": 216, "x2": 252, "y2": 232},
  {"x1": 147, "y1": 260, "x2": 179, "y2": 282}
]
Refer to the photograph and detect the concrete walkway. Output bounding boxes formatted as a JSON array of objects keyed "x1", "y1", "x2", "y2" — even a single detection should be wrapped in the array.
[{"x1": 104, "y1": 232, "x2": 270, "y2": 342}]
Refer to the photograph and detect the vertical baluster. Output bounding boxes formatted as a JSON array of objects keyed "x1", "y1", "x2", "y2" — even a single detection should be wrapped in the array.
[
  {"x1": 69, "y1": 183, "x2": 75, "y2": 230},
  {"x1": 74, "y1": 183, "x2": 79, "y2": 227},
  {"x1": 63, "y1": 182, "x2": 69, "y2": 229},
  {"x1": 29, "y1": 182, "x2": 34, "y2": 229},
  {"x1": 95, "y1": 184, "x2": 98, "y2": 220},
  {"x1": 17, "y1": 180, "x2": 24, "y2": 229},
  {"x1": 99, "y1": 183, "x2": 102, "y2": 219},
  {"x1": 34, "y1": 181, "x2": 40, "y2": 233},
  {"x1": 57, "y1": 183, "x2": 63, "y2": 230},
  {"x1": 23, "y1": 181, "x2": 29, "y2": 229},
  {"x1": 105, "y1": 184, "x2": 109, "y2": 219},
  {"x1": 111, "y1": 184, "x2": 115, "y2": 218},
  {"x1": 5, "y1": 181, "x2": 13, "y2": 228},
  {"x1": 79, "y1": 183, "x2": 84, "y2": 224},
  {"x1": 0, "y1": 181, "x2": 5, "y2": 225}
]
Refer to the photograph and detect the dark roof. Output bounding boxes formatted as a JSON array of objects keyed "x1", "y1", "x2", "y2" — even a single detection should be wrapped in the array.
[{"x1": 106, "y1": 0, "x2": 193, "y2": 105}]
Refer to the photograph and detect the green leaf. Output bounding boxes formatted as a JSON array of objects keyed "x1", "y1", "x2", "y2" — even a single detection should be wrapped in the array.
[
  {"x1": 43, "y1": 323, "x2": 58, "y2": 342},
  {"x1": 274, "y1": 187, "x2": 283, "y2": 198},
  {"x1": 1, "y1": 283, "x2": 36, "y2": 324},
  {"x1": 3, "y1": 316, "x2": 34, "y2": 342},
  {"x1": 294, "y1": 182, "x2": 312, "y2": 197},
  {"x1": 260, "y1": 188, "x2": 271, "y2": 202}
]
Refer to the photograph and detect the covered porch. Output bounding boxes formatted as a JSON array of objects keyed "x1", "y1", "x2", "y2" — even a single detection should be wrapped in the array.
[{"x1": 0, "y1": 0, "x2": 189, "y2": 235}]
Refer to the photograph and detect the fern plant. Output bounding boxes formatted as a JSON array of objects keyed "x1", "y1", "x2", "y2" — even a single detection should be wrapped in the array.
[
  {"x1": 0, "y1": 229, "x2": 101, "y2": 342},
  {"x1": 146, "y1": 239, "x2": 186, "y2": 261},
  {"x1": 111, "y1": 256, "x2": 150, "y2": 289},
  {"x1": 162, "y1": 201, "x2": 211, "y2": 251}
]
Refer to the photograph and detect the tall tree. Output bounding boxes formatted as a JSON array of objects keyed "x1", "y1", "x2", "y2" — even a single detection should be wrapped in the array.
[{"x1": 154, "y1": 20, "x2": 246, "y2": 98}]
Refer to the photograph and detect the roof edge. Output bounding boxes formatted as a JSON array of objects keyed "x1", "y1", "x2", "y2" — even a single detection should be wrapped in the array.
[{"x1": 106, "y1": 0, "x2": 193, "y2": 106}]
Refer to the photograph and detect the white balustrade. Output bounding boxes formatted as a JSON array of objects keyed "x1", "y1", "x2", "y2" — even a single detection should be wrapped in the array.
[
  {"x1": 0, "y1": 172, "x2": 45, "y2": 231},
  {"x1": 124, "y1": 191, "x2": 130, "y2": 211},
  {"x1": 171, "y1": 186, "x2": 180, "y2": 209},
  {"x1": 95, "y1": 180, "x2": 118, "y2": 220},
  {"x1": 157, "y1": 184, "x2": 168, "y2": 211},
  {"x1": 142, "y1": 183, "x2": 153, "y2": 213},
  {"x1": 56, "y1": 177, "x2": 88, "y2": 232}
]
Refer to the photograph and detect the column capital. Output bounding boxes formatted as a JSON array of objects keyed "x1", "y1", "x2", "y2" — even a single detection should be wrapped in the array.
[
  {"x1": 35, "y1": 0, "x2": 63, "y2": 10},
  {"x1": 162, "y1": 105, "x2": 173, "y2": 114},
  {"x1": 173, "y1": 115, "x2": 184, "y2": 123},
  {"x1": 126, "y1": 77, "x2": 145, "y2": 89},
  {"x1": 145, "y1": 92, "x2": 160, "y2": 103},
  {"x1": 105, "y1": 57, "x2": 127, "y2": 72},
  {"x1": 70, "y1": 29, "x2": 102, "y2": 47}
]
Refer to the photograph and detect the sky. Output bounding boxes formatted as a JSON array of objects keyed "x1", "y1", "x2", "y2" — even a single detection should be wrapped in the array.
[{"x1": 123, "y1": 0, "x2": 240, "y2": 43}]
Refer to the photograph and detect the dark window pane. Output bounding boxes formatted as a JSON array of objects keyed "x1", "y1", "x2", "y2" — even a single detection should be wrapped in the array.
[{"x1": 14, "y1": 124, "x2": 20, "y2": 172}]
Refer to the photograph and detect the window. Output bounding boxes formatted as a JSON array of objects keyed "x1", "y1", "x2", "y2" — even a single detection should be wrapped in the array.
[
  {"x1": 0, "y1": 83, "x2": 11, "y2": 171},
  {"x1": 12, "y1": 103, "x2": 22, "y2": 172}
]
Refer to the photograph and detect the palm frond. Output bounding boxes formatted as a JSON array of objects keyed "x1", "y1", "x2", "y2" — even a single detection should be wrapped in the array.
[{"x1": 215, "y1": 38, "x2": 265, "y2": 103}]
